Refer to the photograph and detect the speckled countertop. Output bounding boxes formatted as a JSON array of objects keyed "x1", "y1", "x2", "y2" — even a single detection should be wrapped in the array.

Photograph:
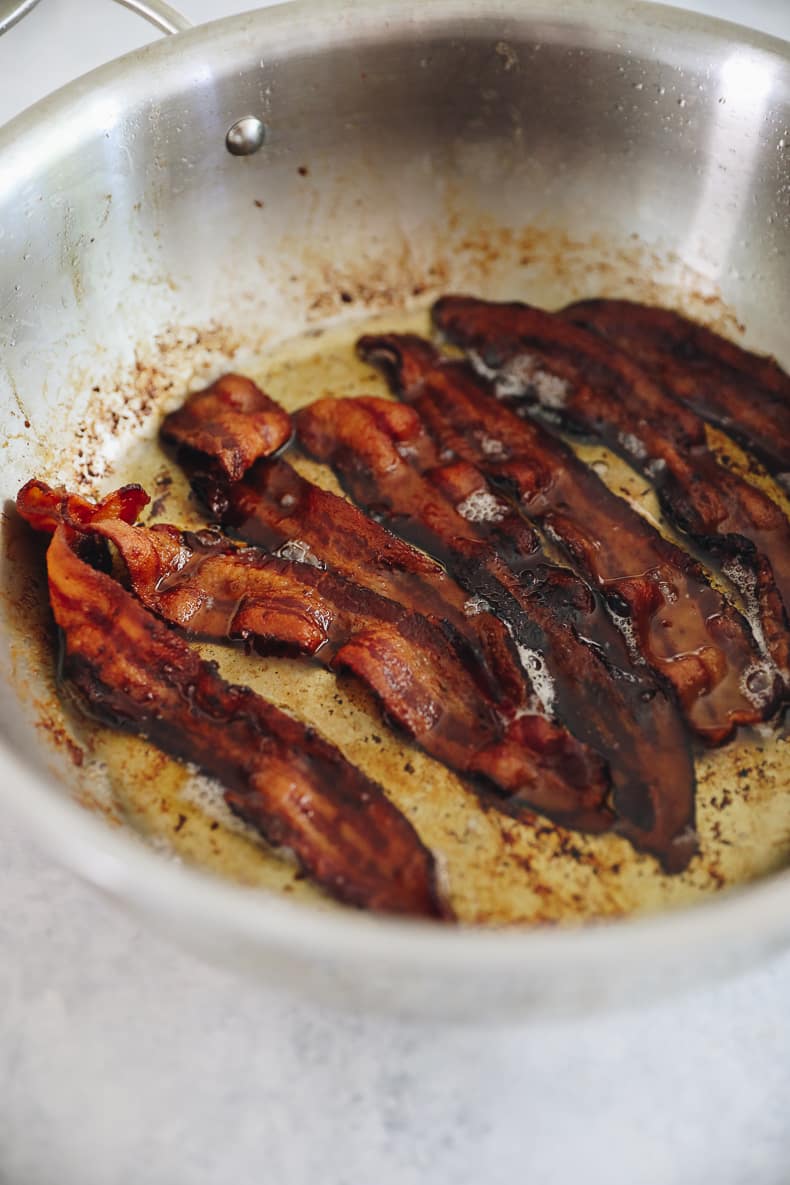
[{"x1": 1, "y1": 2, "x2": 789, "y2": 1183}]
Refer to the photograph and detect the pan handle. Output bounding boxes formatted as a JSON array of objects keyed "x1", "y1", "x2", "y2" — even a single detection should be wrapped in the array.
[
  {"x1": 0, "y1": 0, "x2": 192, "y2": 37},
  {"x1": 0, "y1": 0, "x2": 41, "y2": 35},
  {"x1": 2, "y1": 0, "x2": 266, "y2": 154},
  {"x1": 110, "y1": 0, "x2": 192, "y2": 34}
]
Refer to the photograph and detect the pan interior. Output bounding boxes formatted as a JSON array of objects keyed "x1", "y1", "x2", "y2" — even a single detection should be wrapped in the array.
[{"x1": 4, "y1": 293, "x2": 788, "y2": 927}]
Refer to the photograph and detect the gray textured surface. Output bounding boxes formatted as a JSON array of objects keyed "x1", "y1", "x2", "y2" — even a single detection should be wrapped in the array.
[
  {"x1": 1, "y1": 2, "x2": 789, "y2": 1183},
  {"x1": 2, "y1": 811, "x2": 790, "y2": 1185}
]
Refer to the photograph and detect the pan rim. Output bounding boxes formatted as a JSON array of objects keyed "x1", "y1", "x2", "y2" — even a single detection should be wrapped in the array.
[
  {"x1": 2, "y1": 732, "x2": 790, "y2": 977},
  {"x1": 0, "y1": 0, "x2": 788, "y2": 178}
]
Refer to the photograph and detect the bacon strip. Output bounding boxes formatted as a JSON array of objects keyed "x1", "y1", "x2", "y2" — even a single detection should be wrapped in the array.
[
  {"x1": 563, "y1": 298, "x2": 790, "y2": 486},
  {"x1": 199, "y1": 460, "x2": 530, "y2": 717},
  {"x1": 433, "y1": 296, "x2": 790, "y2": 688},
  {"x1": 16, "y1": 483, "x2": 446, "y2": 919},
  {"x1": 560, "y1": 300, "x2": 790, "y2": 681},
  {"x1": 295, "y1": 395, "x2": 699, "y2": 871},
  {"x1": 161, "y1": 373, "x2": 293, "y2": 482},
  {"x1": 19, "y1": 481, "x2": 608, "y2": 829},
  {"x1": 357, "y1": 333, "x2": 777, "y2": 744}
]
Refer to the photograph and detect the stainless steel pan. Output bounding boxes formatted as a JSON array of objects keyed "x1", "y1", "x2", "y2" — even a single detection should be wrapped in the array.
[{"x1": 0, "y1": 0, "x2": 788, "y2": 1019}]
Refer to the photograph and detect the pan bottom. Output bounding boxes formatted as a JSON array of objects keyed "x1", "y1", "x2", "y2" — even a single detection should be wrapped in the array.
[{"x1": 7, "y1": 306, "x2": 789, "y2": 927}]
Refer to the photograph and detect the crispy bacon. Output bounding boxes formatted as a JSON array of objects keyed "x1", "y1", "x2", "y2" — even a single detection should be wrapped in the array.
[
  {"x1": 563, "y1": 299, "x2": 790, "y2": 486},
  {"x1": 358, "y1": 333, "x2": 777, "y2": 743},
  {"x1": 19, "y1": 482, "x2": 608, "y2": 828},
  {"x1": 433, "y1": 296, "x2": 790, "y2": 688},
  {"x1": 16, "y1": 481, "x2": 446, "y2": 918},
  {"x1": 160, "y1": 373, "x2": 292, "y2": 482},
  {"x1": 296, "y1": 395, "x2": 699, "y2": 871},
  {"x1": 159, "y1": 374, "x2": 541, "y2": 714},
  {"x1": 560, "y1": 301, "x2": 790, "y2": 681}
]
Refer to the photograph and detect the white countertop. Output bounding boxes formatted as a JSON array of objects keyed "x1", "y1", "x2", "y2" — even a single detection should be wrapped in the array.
[{"x1": 2, "y1": 4, "x2": 790, "y2": 1184}]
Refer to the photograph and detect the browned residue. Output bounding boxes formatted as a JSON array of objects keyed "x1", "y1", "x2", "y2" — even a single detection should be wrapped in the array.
[{"x1": 33, "y1": 701, "x2": 85, "y2": 768}]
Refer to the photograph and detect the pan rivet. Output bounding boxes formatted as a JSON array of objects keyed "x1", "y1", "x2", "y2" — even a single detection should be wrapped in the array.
[{"x1": 225, "y1": 116, "x2": 266, "y2": 156}]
